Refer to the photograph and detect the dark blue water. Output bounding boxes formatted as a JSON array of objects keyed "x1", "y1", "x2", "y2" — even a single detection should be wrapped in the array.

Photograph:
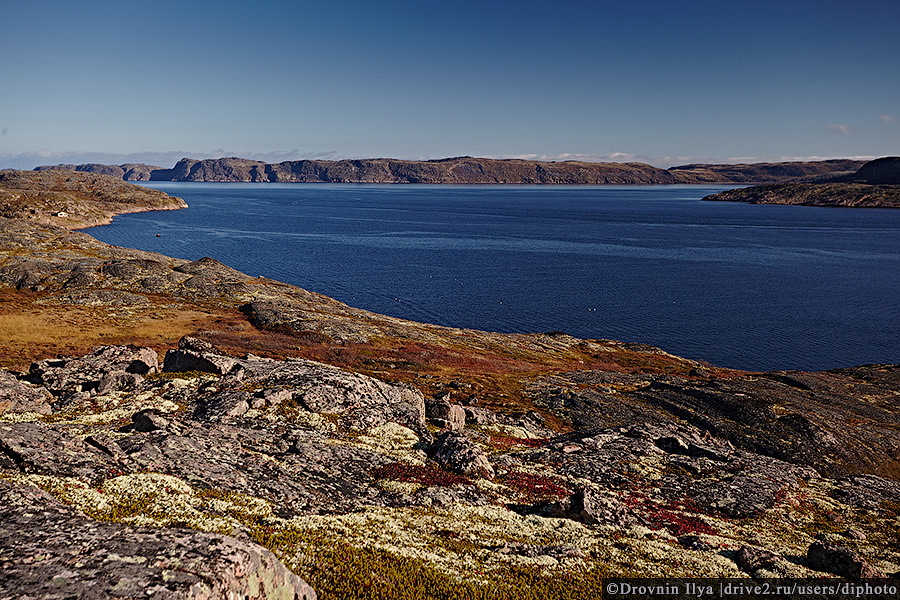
[{"x1": 86, "y1": 183, "x2": 900, "y2": 372}]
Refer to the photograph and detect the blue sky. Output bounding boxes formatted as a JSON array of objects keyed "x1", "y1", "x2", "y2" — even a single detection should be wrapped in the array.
[{"x1": 1, "y1": 0, "x2": 898, "y2": 169}]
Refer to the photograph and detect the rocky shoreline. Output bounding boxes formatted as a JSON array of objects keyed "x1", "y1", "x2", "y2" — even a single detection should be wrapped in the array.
[{"x1": 1, "y1": 172, "x2": 898, "y2": 598}]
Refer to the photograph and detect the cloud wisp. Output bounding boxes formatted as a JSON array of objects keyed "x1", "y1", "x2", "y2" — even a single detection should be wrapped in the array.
[
  {"x1": 877, "y1": 114, "x2": 897, "y2": 124},
  {"x1": 826, "y1": 124, "x2": 857, "y2": 135}
]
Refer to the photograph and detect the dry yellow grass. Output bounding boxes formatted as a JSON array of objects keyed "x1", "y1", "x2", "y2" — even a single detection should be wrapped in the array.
[{"x1": 0, "y1": 295, "x2": 237, "y2": 370}]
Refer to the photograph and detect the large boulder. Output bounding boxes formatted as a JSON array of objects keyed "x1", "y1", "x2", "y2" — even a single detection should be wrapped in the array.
[
  {"x1": 0, "y1": 370, "x2": 52, "y2": 414},
  {"x1": 28, "y1": 344, "x2": 158, "y2": 395},
  {"x1": 163, "y1": 336, "x2": 240, "y2": 375},
  {"x1": 0, "y1": 481, "x2": 316, "y2": 599},
  {"x1": 541, "y1": 488, "x2": 643, "y2": 527},
  {"x1": 164, "y1": 337, "x2": 427, "y2": 435},
  {"x1": 430, "y1": 431, "x2": 494, "y2": 479}
]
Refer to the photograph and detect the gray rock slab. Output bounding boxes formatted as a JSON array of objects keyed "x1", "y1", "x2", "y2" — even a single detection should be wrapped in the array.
[{"x1": 0, "y1": 480, "x2": 316, "y2": 600}]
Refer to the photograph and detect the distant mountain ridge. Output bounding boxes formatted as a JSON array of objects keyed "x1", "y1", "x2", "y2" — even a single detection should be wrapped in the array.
[{"x1": 32, "y1": 156, "x2": 865, "y2": 185}]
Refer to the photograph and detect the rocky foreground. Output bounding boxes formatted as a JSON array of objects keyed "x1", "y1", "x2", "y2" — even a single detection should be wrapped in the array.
[{"x1": 1, "y1": 171, "x2": 899, "y2": 599}]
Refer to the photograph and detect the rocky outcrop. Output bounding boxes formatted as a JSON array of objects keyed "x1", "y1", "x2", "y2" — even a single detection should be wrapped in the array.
[
  {"x1": 540, "y1": 488, "x2": 644, "y2": 527},
  {"x1": 703, "y1": 182, "x2": 900, "y2": 208},
  {"x1": 1, "y1": 340, "x2": 899, "y2": 593},
  {"x1": 0, "y1": 370, "x2": 51, "y2": 415},
  {"x1": 528, "y1": 366, "x2": 900, "y2": 479},
  {"x1": 0, "y1": 481, "x2": 316, "y2": 599},
  {"x1": 28, "y1": 344, "x2": 159, "y2": 398},
  {"x1": 430, "y1": 430, "x2": 495, "y2": 479}
]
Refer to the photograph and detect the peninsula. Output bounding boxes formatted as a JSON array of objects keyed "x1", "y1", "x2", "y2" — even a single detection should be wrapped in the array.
[
  {"x1": 1, "y1": 171, "x2": 898, "y2": 598},
  {"x1": 703, "y1": 157, "x2": 900, "y2": 208}
]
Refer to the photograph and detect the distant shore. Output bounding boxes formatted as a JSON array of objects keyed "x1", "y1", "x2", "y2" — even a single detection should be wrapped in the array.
[{"x1": 30, "y1": 156, "x2": 864, "y2": 185}]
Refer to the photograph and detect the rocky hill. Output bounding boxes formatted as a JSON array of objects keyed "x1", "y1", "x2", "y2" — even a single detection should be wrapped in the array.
[
  {"x1": 850, "y1": 156, "x2": 900, "y2": 185},
  {"x1": 1, "y1": 176, "x2": 898, "y2": 598},
  {"x1": 32, "y1": 157, "x2": 866, "y2": 185},
  {"x1": 667, "y1": 159, "x2": 864, "y2": 184},
  {"x1": 703, "y1": 157, "x2": 900, "y2": 208},
  {"x1": 34, "y1": 162, "x2": 163, "y2": 181}
]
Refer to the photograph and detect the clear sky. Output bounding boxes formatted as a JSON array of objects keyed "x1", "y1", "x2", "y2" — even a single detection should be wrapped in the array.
[{"x1": 1, "y1": 0, "x2": 898, "y2": 169}]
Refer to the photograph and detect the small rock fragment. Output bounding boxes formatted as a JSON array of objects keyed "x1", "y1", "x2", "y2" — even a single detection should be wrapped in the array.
[
  {"x1": 806, "y1": 540, "x2": 884, "y2": 580},
  {"x1": 430, "y1": 431, "x2": 494, "y2": 479},
  {"x1": 735, "y1": 545, "x2": 783, "y2": 574},
  {"x1": 541, "y1": 488, "x2": 643, "y2": 527}
]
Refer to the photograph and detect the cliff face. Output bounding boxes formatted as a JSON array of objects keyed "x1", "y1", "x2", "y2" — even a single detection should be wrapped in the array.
[
  {"x1": 150, "y1": 156, "x2": 686, "y2": 184},
  {"x1": 33, "y1": 157, "x2": 866, "y2": 185}
]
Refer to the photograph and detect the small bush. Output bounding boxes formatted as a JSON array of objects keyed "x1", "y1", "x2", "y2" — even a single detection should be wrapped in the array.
[{"x1": 371, "y1": 462, "x2": 471, "y2": 487}]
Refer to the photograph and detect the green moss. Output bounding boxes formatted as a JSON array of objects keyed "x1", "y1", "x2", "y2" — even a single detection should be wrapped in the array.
[{"x1": 145, "y1": 370, "x2": 213, "y2": 381}]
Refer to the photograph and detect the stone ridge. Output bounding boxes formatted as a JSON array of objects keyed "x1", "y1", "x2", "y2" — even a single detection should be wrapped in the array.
[{"x1": 31, "y1": 157, "x2": 866, "y2": 185}]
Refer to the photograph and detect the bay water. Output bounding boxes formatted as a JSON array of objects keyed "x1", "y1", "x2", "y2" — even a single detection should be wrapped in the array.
[{"x1": 86, "y1": 183, "x2": 900, "y2": 372}]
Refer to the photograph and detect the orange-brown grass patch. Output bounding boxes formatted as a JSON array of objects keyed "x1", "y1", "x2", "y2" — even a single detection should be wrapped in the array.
[{"x1": 0, "y1": 289, "x2": 239, "y2": 370}]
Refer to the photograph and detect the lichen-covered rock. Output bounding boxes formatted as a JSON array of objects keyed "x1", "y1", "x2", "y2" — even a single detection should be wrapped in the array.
[
  {"x1": 194, "y1": 390, "x2": 252, "y2": 421},
  {"x1": 806, "y1": 540, "x2": 885, "y2": 580},
  {"x1": 735, "y1": 545, "x2": 783, "y2": 575},
  {"x1": 163, "y1": 336, "x2": 240, "y2": 375},
  {"x1": 0, "y1": 480, "x2": 316, "y2": 599},
  {"x1": 831, "y1": 474, "x2": 900, "y2": 511},
  {"x1": 0, "y1": 422, "x2": 125, "y2": 485},
  {"x1": 130, "y1": 408, "x2": 172, "y2": 432},
  {"x1": 429, "y1": 431, "x2": 495, "y2": 479},
  {"x1": 0, "y1": 370, "x2": 51, "y2": 414},
  {"x1": 425, "y1": 402, "x2": 466, "y2": 431},
  {"x1": 426, "y1": 393, "x2": 465, "y2": 430},
  {"x1": 28, "y1": 344, "x2": 158, "y2": 396},
  {"x1": 541, "y1": 488, "x2": 644, "y2": 527},
  {"x1": 114, "y1": 424, "x2": 393, "y2": 514},
  {"x1": 165, "y1": 337, "x2": 426, "y2": 435},
  {"x1": 464, "y1": 406, "x2": 498, "y2": 426}
]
